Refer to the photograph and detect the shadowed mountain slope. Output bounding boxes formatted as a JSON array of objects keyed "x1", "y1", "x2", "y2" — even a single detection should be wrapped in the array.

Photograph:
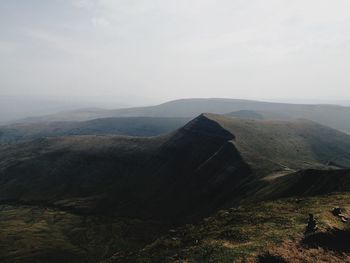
[
  {"x1": 1, "y1": 114, "x2": 350, "y2": 221},
  {"x1": 254, "y1": 169, "x2": 350, "y2": 201},
  {"x1": 2, "y1": 114, "x2": 350, "y2": 263},
  {"x1": 0, "y1": 114, "x2": 245, "y2": 221}
]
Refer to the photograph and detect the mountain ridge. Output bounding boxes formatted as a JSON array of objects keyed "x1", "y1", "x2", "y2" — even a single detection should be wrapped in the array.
[
  {"x1": 1, "y1": 114, "x2": 350, "y2": 220},
  {"x1": 10, "y1": 98, "x2": 350, "y2": 134},
  {"x1": 0, "y1": 117, "x2": 190, "y2": 143},
  {"x1": 2, "y1": 113, "x2": 350, "y2": 262}
]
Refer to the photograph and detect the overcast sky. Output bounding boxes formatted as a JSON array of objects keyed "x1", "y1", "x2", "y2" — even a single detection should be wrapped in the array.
[{"x1": 1, "y1": 0, "x2": 350, "y2": 103}]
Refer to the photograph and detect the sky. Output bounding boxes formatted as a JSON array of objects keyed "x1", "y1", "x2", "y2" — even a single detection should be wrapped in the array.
[{"x1": 1, "y1": 0, "x2": 350, "y2": 104}]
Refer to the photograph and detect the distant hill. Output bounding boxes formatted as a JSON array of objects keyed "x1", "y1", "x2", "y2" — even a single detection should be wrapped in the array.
[
  {"x1": 19, "y1": 107, "x2": 112, "y2": 123},
  {"x1": 225, "y1": 110, "x2": 264, "y2": 120},
  {"x1": 0, "y1": 117, "x2": 190, "y2": 143},
  {"x1": 110, "y1": 98, "x2": 350, "y2": 134},
  {"x1": 16, "y1": 98, "x2": 350, "y2": 134}
]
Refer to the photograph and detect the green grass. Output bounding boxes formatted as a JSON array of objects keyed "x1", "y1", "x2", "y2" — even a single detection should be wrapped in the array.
[
  {"x1": 206, "y1": 113, "x2": 350, "y2": 173},
  {"x1": 0, "y1": 205, "x2": 167, "y2": 263},
  {"x1": 116, "y1": 193, "x2": 350, "y2": 263}
]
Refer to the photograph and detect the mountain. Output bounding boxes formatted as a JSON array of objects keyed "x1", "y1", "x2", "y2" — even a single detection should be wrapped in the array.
[
  {"x1": 1, "y1": 114, "x2": 350, "y2": 219},
  {"x1": 0, "y1": 117, "x2": 189, "y2": 143},
  {"x1": 109, "y1": 98, "x2": 350, "y2": 134},
  {"x1": 2, "y1": 113, "x2": 350, "y2": 262},
  {"x1": 0, "y1": 114, "x2": 246, "y2": 220},
  {"x1": 17, "y1": 98, "x2": 350, "y2": 134}
]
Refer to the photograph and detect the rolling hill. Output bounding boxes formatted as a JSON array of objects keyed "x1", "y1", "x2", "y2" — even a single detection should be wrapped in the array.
[
  {"x1": 0, "y1": 117, "x2": 189, "y2": 143},
  {"x1": 1, "y1": 114, "x2": 350, "y2": 219},
  {"x1": 2, "y1": 113, "x2": 350, "y2": 262},
  {"x1": 16, "y1": 98, "x2": 350, "y2": 134}
]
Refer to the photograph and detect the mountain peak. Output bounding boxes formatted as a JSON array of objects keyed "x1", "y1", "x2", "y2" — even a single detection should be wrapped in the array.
[{"x1": 180, "y1": 113, "x2": 235, "y2": 141}]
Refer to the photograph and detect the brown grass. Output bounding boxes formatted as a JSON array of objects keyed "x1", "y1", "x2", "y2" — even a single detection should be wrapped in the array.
[{"x1": 252, "y1": 237, "x2": 350, "y2": 263}]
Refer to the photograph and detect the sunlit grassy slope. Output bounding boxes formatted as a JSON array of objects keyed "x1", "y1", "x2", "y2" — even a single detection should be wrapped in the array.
[
  {"x1": 110, "y1": 193, "x2": 350, "y2": 263},
  {"x1": 206, "y1": 113, "x2": 350, "y2": 173}
]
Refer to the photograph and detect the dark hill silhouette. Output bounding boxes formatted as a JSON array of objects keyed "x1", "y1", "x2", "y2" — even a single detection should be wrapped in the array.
[
  {"x1": 2, "y1": 114, "x2": 350, "y2": 263},
  {"x1": 1, "y1": 114, "x2": 350, "y2": 222}
]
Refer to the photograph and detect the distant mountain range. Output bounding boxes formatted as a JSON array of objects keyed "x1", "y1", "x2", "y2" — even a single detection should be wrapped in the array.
[{"x1": 14, "y1": 98, "x2": 350, "y2": 134}]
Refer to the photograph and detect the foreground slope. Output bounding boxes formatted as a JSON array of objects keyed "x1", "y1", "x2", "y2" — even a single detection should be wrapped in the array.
[
  {"x1": 111, "y1": 192, "x2": 350, "y2": 263},
  {"x1": 0, "y1": 205, "x2": 167, "y2": 263}
]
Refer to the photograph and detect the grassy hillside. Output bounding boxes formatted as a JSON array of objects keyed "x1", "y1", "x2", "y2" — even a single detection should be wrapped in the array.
[
  {"x1": 110, "y1": 192, "x2": 350, "y2": 263},
  {"x1": 207, "y1": 113, "x2": 350, "y2": 174},
  {"x1": 0, "y1": 204, "x2": 168, "y2": 263},
  {"x1": 1, "y1": 114, "x2": 350, "y2": 262},
  {"x1": 253, "y1": 169, "x2": 350, "y2": 201},
  {"x1": 0, "y1": 117, "x2": 189, "y2": 143},
  {"x1": 1, "y1": 114, "x2": 350, "y2": 220}
]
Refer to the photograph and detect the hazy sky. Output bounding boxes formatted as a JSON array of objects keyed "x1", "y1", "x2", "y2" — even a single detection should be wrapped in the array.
[{"x1": 1, "y1": 0, "x2": 350, "y2": 103}]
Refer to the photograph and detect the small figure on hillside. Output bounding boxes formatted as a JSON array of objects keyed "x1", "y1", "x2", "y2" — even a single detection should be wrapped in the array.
[
  {"x1": 332, "y1": 207, "x2": 348, "y2": 223},
  {"x1": 306, "y1": 213, "x2": 318, "y2": 233},
  {"x1": 332, "y1": 207, "x2": 342, "y2": 216}
]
